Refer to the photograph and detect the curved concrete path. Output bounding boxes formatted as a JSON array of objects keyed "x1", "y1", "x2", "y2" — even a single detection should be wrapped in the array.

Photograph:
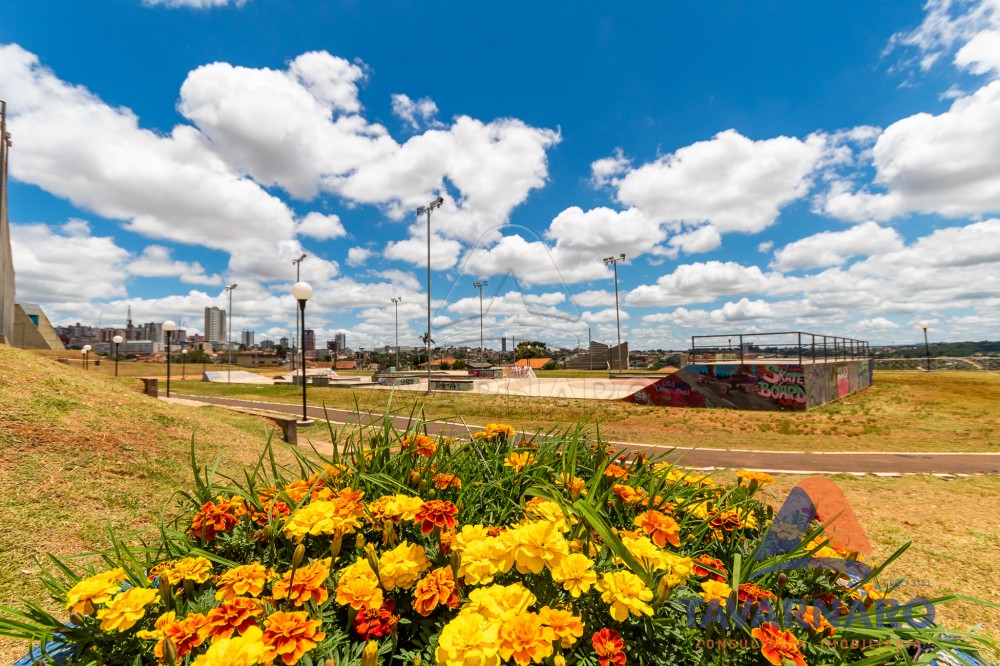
[{"x1": 170, "y1": 394, "x2": 1000, "y2": 475}]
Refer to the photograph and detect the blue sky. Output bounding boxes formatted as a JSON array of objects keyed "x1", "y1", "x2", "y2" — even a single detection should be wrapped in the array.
[{"x1": 3, "y1": 0, "x2": 1000, "y2": 350}]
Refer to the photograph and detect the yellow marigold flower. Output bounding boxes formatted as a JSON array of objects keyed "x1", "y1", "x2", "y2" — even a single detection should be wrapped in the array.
[
  {"x1": 634, "y1": 510, "x2": 681, "y2": 548},
  {"x1": 368, "y1": 494, "x2": 425, "y2": 524},
  {"x1": 282, "y1": 498, "x2": 364, "y2": 542},
  {"x1": 162, "y1": 556, "x2": 214, "y2": 585},
  {"x1": 193, "y1": 624, "x2": 266, "y2": 666},
  {"x1": 737, "y1": 470, "x2": 775, "y2": 487},
  {"x1": 435, "y1": 613, "x2": 501, "y2": 666},
  {"x1": 598, "y1": 571, "x2": 654, "y2": 622},
  {"x1": 335, "y1": 565, "x2": 383, "y2": 611},
  {"x1": 524, "y1": 498, "x2": 575, "y2": 533},
  {"x1": 538, "y1": 606, "x2": 584, "y2": 649},
  {"x1": 454, "y1": 524, "x2": 493, "y2": 550},
  {"x1": 504, "y1": 451, "x2": 534, "y2": 473},
  {"x1": 620, "y1": 535, "x2": 669, "y2": 571},
  {"x1": 659, "y1": 551, "x2": 696, "y2": 579},
  {"x1": 463, "y1": 583, "x2": 536, "y2": 622},
  {"x1": 200, "y1": 597, "x2": 263, "y2": 641},
  {"x1": 457, "y1": 539, "x2": 502, "y2": 586},
  {"x1": 701, "y1": 580, "x2": 732, "y2": 606},
  {"x1": 498, "y1": 612, "x2": 554, "y2": 666},
  {"x1": 273, "y1": 558, "x2": 331, "y2": 607},
  {"x1": 378, "y1": 541, "x2": 431, "y2": 590},
  {"x1": 511, "y1": 520, "x2": 569, "y2": 574},
  {"x1": 261, "y1": 611, "x2": 326, "y2": 666},
  {"x1": 549, "y1": 553, "x2": 597, "y2": 598},
  {"x1": 65, "y1": 568, "x2": 126, "y2": 615},
  {"x1": 136, "y1": 610, "x2": 175, "y2": 641},
  {"x1": 215, "y1": 563, "x2": 277, "y2": 601},
  {"x1": 96, "y1": 587, "x2": 160, "y2": 632},
  {"x1": 412, "y1": 566, "x2": 459, "y2": 617}
]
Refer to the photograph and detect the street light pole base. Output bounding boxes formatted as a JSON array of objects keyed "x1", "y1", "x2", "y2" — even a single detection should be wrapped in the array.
[{"x1": 297, "y1": 419, "x2": 316, "y2": 427}]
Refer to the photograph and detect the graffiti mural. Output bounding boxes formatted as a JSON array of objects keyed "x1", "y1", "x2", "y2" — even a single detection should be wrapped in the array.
[
  {"x1": 623, "y1": 373, "x2": 708, "y2": 407},
  {"x1": 623, "y1": 360, "x2": 872, "y2": 410}
]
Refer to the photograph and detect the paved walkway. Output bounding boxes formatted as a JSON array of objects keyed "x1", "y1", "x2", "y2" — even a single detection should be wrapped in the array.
[{"x1": 168, "y1": 394, "x2": 1000, "y2": 475}]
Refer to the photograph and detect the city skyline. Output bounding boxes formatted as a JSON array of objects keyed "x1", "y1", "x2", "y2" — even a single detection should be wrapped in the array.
[{"x1": 2, "y1": 1, "x2": 1000, "y2": 350}]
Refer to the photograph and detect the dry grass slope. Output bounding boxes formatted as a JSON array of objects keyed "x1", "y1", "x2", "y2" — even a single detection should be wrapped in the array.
[{"x1": 0, "y1": 346, "x2": 306, "y2": 662}]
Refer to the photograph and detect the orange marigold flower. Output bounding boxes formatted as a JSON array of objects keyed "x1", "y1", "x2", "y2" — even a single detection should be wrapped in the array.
[
  {"x1": 353, "y1": 599, "x2": 399, "y2": 640},
  {"x1": 401, "y1": 434, "x2": 437, "y2": 458},
  {"x1": 737, "y1": 470, "x2": 775, "y2": 487},
  {"x1": 335, "y1": 571, "x2": 383, "y2": 612},
  {"x1": 738, "y1": 582, "x2": 776, "y2": 606},
  {"x1": 261, "y1": 611, "x2": 326, "y2": 666},
  {"x1": 592, "y1": 628, "x2": 627, "y2": 666},
  {"x1": 556, "y1": 473, "x2": 588, "y2": 499},
  {"x1": 611, "y1": 483, "x2": 645, "y2": 504},
  {"x1": 794, "y1": 605, "x2": 835, "y2": 637},
  {"x1": 633, "y1": 510, "x2": 681, "y2": 548},
  {"x1": 603, "y1": 464, "x2": 629, "y2": 480},
  {"x1": 215, "y1": 563, "x2": 277, "y2": 601},
  {"x1": 414, "y1": 500, "x2": 459, "y2": 535},
  {"x1": 709, "y1": 509, "x2": 744, "y2": 531},
  {"x1": 433, "y1": 473, "x2": 462, "y2": 490},
  {"x1": 498, "y1": 612, "x2": 555, "y2": 666},
  {"x1": 504, "y1": 451, "x2": 534, "y2": 473},
  {"x1": 693, "y1": 554, "x2": 727, "y2": 582},
  {"x1": 538, "y1": 606, "x2": 584, "y2": 648},
  {"x1": 412, "y1": 567, "x2": 459, "y2": 617},
  {"x1": 272, "y1": 558, "x2": 331, "y2": 607},
  {"x1": 160, "y1": 612, "x2": 208, "y2": 661},
  {"x1": 190, "y1": 498, "x2": 242, "y2": 541},
  {"x1": 200, "y1": 597, "x2": 263, "y2": 641},
  {"x1": 751, "y1": 622, "x2": 807, "y2": 666}
]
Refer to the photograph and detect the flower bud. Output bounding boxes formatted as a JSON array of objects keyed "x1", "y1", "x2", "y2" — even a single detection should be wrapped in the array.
[
  {"x1": 163, "y1": 637, "x2": 178, "y2": 666},
  {"x1": 776, "y1": 572, "x2": 788, "y2": 596},
  {"x1": 655, "y1": 574, "x2": 679, "y2": 606},
  {"x1": 450, "y1": 550, "x2": 462, "y2": 582},
  {"x1": 69, "y1": 610, "x2": 85, "y2": 626},
  {"x1": 157, "y1": 575, "x2": 170, "y2": 603},
  {"x1": 554, "y1": 656, "x2": 566, "y2": 666},
  {"x1": 361, "y1": 640, "x2": 379, "y2": 666},
  {"x1": 182, "y1": 579, "x2": 194, "y2": 597},
  {"x1": 292, "y1": 543, "x2": 306, "y2": 568},
  {"x1": 412, "y1": 657, "x2": 420, "y2": 666},
  {"x1": 356, "y1": 533, "x2": 366, "y2": 550},
  {"x1": 330, "y1": 533, "x2": 344, "y2": 559},
  {"x1": 261, "y1": 525, "x2": 273, "y2": 541},
  {"x1": 323, "y1": 659, "x2": 338, "y2": 666}
]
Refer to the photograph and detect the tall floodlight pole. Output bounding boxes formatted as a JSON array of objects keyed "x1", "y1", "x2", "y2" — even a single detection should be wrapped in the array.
[
  {"x1": 292, "y1": 282, "x2": 314, "y2": 425},
  {"x1": 473, "y1": 280, "x2": 488, "y2": 366},
  {"x1": 112, "y1": 335, "x2": 123, "y2": 376},
  {"x1": 225, "y1": 284, "x2": 238, "y2": 382},
  {"x1": 602, "y1": 253, "x2": 627, "y2": 371},
  {"x1": 418, "y1": 196, "x2": 444, "y2": 393},
  {"x1": 391, "y1": 297, "x2": 402, "y2": 370},
  {"x1": 920, "y1": 321, "x2": 931, "y2": 372},
  {"x1": 163, "y1": 320, "x2": 176, "y2": 397},
  {"x1": 292, "y1": 254, "x2": 306, "y2": 371},
  {"x1": 181, "y1": 348, "x2": 188, "y2": 380}
]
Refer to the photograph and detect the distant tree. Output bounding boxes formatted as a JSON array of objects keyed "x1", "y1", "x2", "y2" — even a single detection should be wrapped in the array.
[
  {"x1": 542, "y1": 360, "x2": 559, "y2": 371},
  {"x1": 516, "y1": 341, "x2": 548, "y2": 360},
  {"x1": 452, "y1": 359, "x2": 468, "y2": 370},
  {"x1": 439, "y1": 361, "x2": 451, "y2": 370}
]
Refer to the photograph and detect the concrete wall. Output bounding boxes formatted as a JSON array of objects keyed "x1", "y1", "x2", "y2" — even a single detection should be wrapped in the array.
[
  {"x1": 12, "y1": 303, "x2": 65, "y2": 350},
  {"x1": 623, "y1": 359, "x2": 873, "y2": 411}
]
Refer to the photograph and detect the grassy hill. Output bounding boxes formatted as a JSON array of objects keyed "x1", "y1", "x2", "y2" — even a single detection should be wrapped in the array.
[{"x1": 0, "y1": 345, "x2": 307, "y2": 662}]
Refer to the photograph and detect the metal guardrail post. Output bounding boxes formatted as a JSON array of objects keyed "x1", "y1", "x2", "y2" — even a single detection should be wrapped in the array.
[
  {"x1": 797, "y1": 332, "x2": 802, "y2": 364},
  {"x1": 739, "y1": 335, "x2": 744, "y2": 363}
]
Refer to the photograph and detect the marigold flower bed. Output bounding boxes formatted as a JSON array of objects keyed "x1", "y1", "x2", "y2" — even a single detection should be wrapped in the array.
[{"x1": 1, "y1": 419, "x2": 994, "y2": 665}]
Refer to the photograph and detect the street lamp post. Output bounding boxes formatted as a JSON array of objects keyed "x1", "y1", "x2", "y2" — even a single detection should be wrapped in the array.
[
  {"x1": 181, "y1": 348, "x2": 188, "y2": 380},
  {"x1": 391, "y1": 297, "x2": 402, "y2": 371},
  {"x1": 163, "y1": 320, "x2": 176, "y2": 397},
  {"x1": 292, "y1": 282, "x2": 314, "y2": 425},
  {"x1": 113, "y1": 335, "x2": 123, "y2": 376},
  {"x1": 602, "y1": 253, "x2": 627, "y2": 371},
  {"x1": 82, "y1": 344, "x2": 91, "y2": 370},
  {"x1": 418, "y1": 196, "x2": 444, "y2": 393},
  {"x1": 920, "y1": 321, "x2": 931, "y2": 372},
  {"x1": 225, "y1": 283, "x2": 238, "y2": 383},
  {"x1": 473, "y1": 280, "x2": 488, "y2": 366}
]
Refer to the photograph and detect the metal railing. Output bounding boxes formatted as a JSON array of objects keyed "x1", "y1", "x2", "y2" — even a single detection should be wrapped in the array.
[
  {"x1": 690, "y1": 331, "x2": 871, "y2": 365},
  {"x1": 873, "y1": 357, "x2": 1000, "y2": 371}
]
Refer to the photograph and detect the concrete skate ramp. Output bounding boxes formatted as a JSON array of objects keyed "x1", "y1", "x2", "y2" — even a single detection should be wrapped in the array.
[
  {"x1": 203, "y1": 370, "x2": 276, "y2": 384},
  {"x1": 622, "y1": 359, "x2": 873, "y2": 410}
]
